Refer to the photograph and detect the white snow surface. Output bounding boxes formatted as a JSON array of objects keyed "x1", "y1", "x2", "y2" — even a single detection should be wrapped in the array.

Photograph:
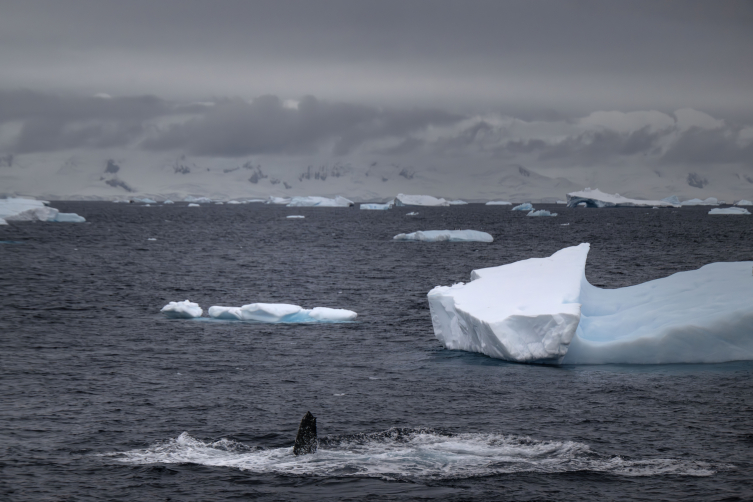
[
  {"x1": 486, "y1": 201, "x2": 512, "y2": 205},
  {"x1": 527, "y1": 209, "x2": 557, "y2": 217},
  {"x1": 0, "y1": 197, "x2": 85, "y2": 222},
  {"x1": 360, "y1": 201, "x2": 394, "y2": 210},
  {"x1": 512, "y1": 203, "x2": 533, "y2": 211},
  {"x1": 567, "y1": 188, "x2": 678, "y2": 208},
  {"x1": 736, "y1": 200, "x2": 753, "y2": 206},
  {"x1": 709, "y1": 207, "x2": 751, "y2": 215},
  {"x1": 286, "y1": 195, "x2": 354, "y2": 207},
  {"x1": 394, "y1": 194, "x2": 450, "y2": 207},
  {"x1": 428, "y1": 244, "x2": 753, "y2": 364},
  {"x1": 680, "y1": 197, "x2": 719, "y2": 206},
  {"x1": 161, "y1": 300, "x2": 203, "y2": 319},
  {"x1": 394, "y1": 230, "x2": 493, "y2": 242},
  {"x1": 207, "y1": 303, "x2": 356, "y2": 322}
]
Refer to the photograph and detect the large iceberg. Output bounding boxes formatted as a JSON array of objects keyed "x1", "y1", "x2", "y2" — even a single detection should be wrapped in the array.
[
  {"x1": 486, "y1": 201, "x2": 512, "y2": 205},
  {"x1": 161, "y1": 300, "x2": 203, "y2": 319},
  {"x1": 208, "y1": 303, "x2": 356, "y2": 322},
  {"x1": 511, "y1": 203, "x2": 533, "y2": 211},
  {"x1": 0, "y1": 197, "x2": 86, "y2": 223},
  {"x1": 709, "y1": 207, "x2": 751, "y2": 215},
  {"x1": 394, "y1": 194, "x2": 450, "y2": 207},
  {"x1": 286, "y1": 196, "x2": 354, "y2": 207},
  {"x1": 736, "y1": 200, "x2": 752, "y2": 206},
  {"x1": 360, "y1": 201, "x2": 394, "y2": 210},
  {"x1": 566, "y1": 188, "x2": 678, "y2": 208},
  {"x1": 394, "y1": 230, "x2": 493, "y2": 242},
  {"x1": 661, "y1": 195, "x2": 681, "y2": 205},
  {"x1": 428, "y1": 244, "x2": 753, "y2": 364},
  {"x1": 681, "y1": 197, "x2": 719, "y2": 206}
]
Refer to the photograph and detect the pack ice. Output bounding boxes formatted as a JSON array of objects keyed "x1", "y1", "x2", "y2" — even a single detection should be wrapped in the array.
[
  {"x1": 0, "y1": 198, "x2": 85, "y2": 223},
  {"x1": 428, "y1": 244, "x2": 753, "y2": 364},
  {"x1": 567, "y1": 188, "x2": 678, "y2": 208},
  {"x1": 394, "y1": 230, "x2": 493, "y2": 242},
  {"x1": 286, "y1": 196, "x2": 354, "y2": 207},
  {"x1": 394, "y1": 194, "x2": 450, "y2": 207},
  {"x1": 208, "y1": 303, "x2": 357, "y2": 322}
]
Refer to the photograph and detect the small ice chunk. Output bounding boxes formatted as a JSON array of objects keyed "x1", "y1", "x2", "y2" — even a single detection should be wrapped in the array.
[
  {"x1": 227, "y1": 200, "x2": 241, "y2": 204},
  {"x1": 447, "y1": 200, "x2": 468, "y2": 205},
  {"x1": 360, "y1": 201, "x2": 394, "y2": 210},
  {"x1": 187, "y1": 203, "x2": 200, "y2": 207},
  {"x1": 512, "y1": 203, "x2": 533, "y2": 211},
  {"x1": 286, "y1": 195, "x2": 354, "y2": 207},
  {"x1": 486, "y1": 201, "x2": 512, "y2": 205},
  {"x1": 527, "y1": 209, "x2": 557, "y2": 217},
  {"x1": 735, "y1": 200, "x2": 752, "y2": 206},
  {"x1": 207, "y1": 303, "x2": 357, "y2": 323},
  {"x1": 163, "y1": 200, "x2": 174, "y2": 204},
  {"x1": 287, "y1": 215, "x2": 305, "y2": 219},
  {"x1": 55, "y1": 213, "x2": 86, "y2": 222},
  {"x1": 184, "y1": 196, "x2": 212, "y2": 203},
  {"x1": 239, "y1": 303, "x2": 302, "y2": 322},
  {"x1": 406, "y1": 212, "x2": 419, "y2": 216},
  {"x1": 394, "y1": 230, "x2": 493, "y2": 242},
  {"x1": 709, "y1": 207, "x2": 751, "y2": 215},
  {"x1": 147, "y1": 238, "x2": 157, "y2": 241},
  {"x1": 208, "y1": 306, "x2": 243, "y2": 320},
  {"x1": 215, "y1": 202, "x2": 224, "y2": 205},
  {"x1": 266, "y1": 196, "x2": 292, "y2": 205},
  {"x1": 161, "y1": 300, "x2": 203, "y2": 318},
  {"x1": 556, "y1": 200, "x2": 567, "y2": 204},
  {"x1": 308, "y1": 307, "x2": 358, "y2": 321}
]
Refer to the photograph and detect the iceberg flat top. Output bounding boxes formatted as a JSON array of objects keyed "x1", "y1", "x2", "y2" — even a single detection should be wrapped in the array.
[
  {"x1": 486, "y1": 201, "x2": 512, "y2": 205},
  {"x1": 394, "y1": 230, "x2": 493, "y2": 243},
  {"x1": 395, "y1": 194, "x2": 450, "y2": 207},
  {"x1": 286, "y1": 195, "x2": 354, "y2": 207},
  {"x1": 207, "y1": 303, "x2": 357, "y2": 323},
  {"x1": 567, "y1": 188, "x2": 678, "y2": 208},
  {"x1": 360, "y1": 201, "x2": 394, "y2": 210},
  {"x1": 0, "y1": 198, "x2": 47, "y2": 219},
  {"x1": 447, "y1": 200, "x2": 468, "y2": 205},
  {"x1": 681, "y1": 197, "x2": 718, "y2": 206},
  {"x1": 0, "y1": 197, "x2": 85, "y2": 223},
  {"x1": 709, "y1": 207, "x2": 750, "y2": 215}
]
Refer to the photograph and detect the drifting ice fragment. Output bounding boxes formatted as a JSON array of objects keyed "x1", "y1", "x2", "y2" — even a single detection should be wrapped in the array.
[
  {"x1": 736, "y1": 200, "x2": 753, "y2": 206},
  {"x1": 394, "y1": 230, "x2": 493, "y2": 242},
  {"x1": 428, "y1": 244, "x2": 753, "y2": 364},
  {"x1": 360, "y1": 201, "x2": 394, "y2": 210},
  {"x1": 709, "y1": 207, "x2": 751, "y2": 215},
  {"x1": 447, "y1": 200, "x2": 468, "y2": 205},
  {"x1": 661, "y1": 195, "x2": 681, "y2": 205},
  {"x1": 183, "y1": 196, "x2": 213, "y2": 203},
  {"x1": 512, "y1": 203, "x2": 533, "y2": 211},
  {"x1": 207, "y1": 303, "x2": 357, "y2": 322},
  {"x1": 681, "y1": 197, "x2": 718, "y2": 206},
  {"x1": 163, "y1": 200, "x2": 174, "y2": 204},
  {"x1": 287, "y1": 196, "x2": 354, "y2": 207},
  {"x1": 394, "y1": 194, "x2": 450, "y2": 207},
  {"x1": 161, "y1": 300, "x2": 203, "y2": 319},
  {"x1": 527, "y1": 209, "x2": 557, "y2": 217},
  {"x1": 286, "y1": 215, "x2": 305, "y2": 219},
  {"x1": 187, "y1": 203, "x2": 200, "y2": 207},
  {"x1": 486, "y1": 201, "x2": 512, "y2": 205},
  {"x1": 406, "y1": 212, "x2": 419, "y2": 216},
  {"x1": 0, "y1": 198, "x2": 85, "y2": 223},
  {"x1": 567, "y1": 188, "x2": 678, "y2": 208},
  {"x1": 266, "y1": 196, "x2": 292, "y2": 205}
]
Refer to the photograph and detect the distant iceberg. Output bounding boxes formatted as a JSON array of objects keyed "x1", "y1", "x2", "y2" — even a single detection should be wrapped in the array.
[
  {"x1": 394, "y1": 194, "x2": 450, "y2": 207},
  {"x1": 134, "y1": 197, "x2": 156, "y2": 204},
  {"x1": 161, "y1": 300, "x2": 203, "y2": 319},
  {"x1": 226, "y1": 200, "x2": 241, "y2": 204},
  {"x1": 661, "y1": 195, "x2": 681, "y2": 205},
  {"x1": 183, "y1": 196, "x2": 213, "y2": 203},
  {"x1": 208, "y1": 303, "x2": 356, "y2": 323},
  {"x1": 566, "y1": 188, "x2": 678, "y2": 208},
  {"x1": 486, "y1": 201, "x2": 512, "y2": 205},
  {"x1": 527, "y1": 209, "x2": 557, "y2": 217},
  {"x1": 360, "y1": 201, "x2": 394, "y2": 210},
  {"x1": 187, "y1": 203, "x2": 200, "y2": 207},
  {"x1": 163, "y1": 200, "x2": 174, "y2": 204},
  {"x1": 428, "y1": 244, "x2": 753, "y2": 364},
  {"x1": 736, "y1": 200, "x2": 753, "y2": 206},
  {"x1": 511, "y1": 203, "x2": 533, "y2": 211},
  {"x1": 406, "y1": 212, "x2": 419, "y2": 216},
  {"x1": 286, "y1": 215, "x2": 305, "y2": 219},
  {"x1": 447, "y1": 200, "x2": 468, "y2": 205},
  {"x1": 394, "y1": 230, "x2": 493, "y2": 242},
  {"x1": 266, "y1": 196, "x2": 292, "y2": 205},
  {"x1": 286, "y1": 196, "x2": 354, "y2": 207},
  {"x1": 0, "y1": 198, "x2": 86, "y2": 223},
  {"x1": 709, "y1": 207, "x2": 751, "y2": 215},
  {"x1": 680, "y1": 197, "x2": 718, "y2": 206}
]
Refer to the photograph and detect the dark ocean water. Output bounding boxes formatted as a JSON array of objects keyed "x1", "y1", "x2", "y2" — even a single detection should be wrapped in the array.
[{"x1": 1, "y1": 201, "x2": 752, "y2": 501}]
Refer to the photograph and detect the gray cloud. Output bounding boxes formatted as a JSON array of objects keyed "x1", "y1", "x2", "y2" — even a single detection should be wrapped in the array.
[{"x1": 661, "y1": 126, "x2": 753, "y2": 165}]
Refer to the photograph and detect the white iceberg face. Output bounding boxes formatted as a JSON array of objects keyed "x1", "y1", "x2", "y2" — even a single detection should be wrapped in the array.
[
  {"x1": 527, "y1": 209, "x2": 557, "y2": 217},
  {"x1": 709, "y1": 207, "x2": 751, "y2": 215},
  {"x1": 511, "y1": 203, "x2": 533, "y2": 211},
  {"x1": 681, "y1": 197, "x2": 719, "y2": 206},
  {"x1": 207, "y1": 303, "x2": 357, "y2": 323},
  {"x1": 161, "y1": 300, "x2": 203, "y2": 319},
  {"x1": 736, "y1": 200, "x2": 753, "y2": 206},
  {"x1": 55, "y1": 213, "x2": 86, "y2": 222},
  {"x1": 0, "y1": 218, "x2": 6, "y2": 225},
  {"x1": 163, "y1": 200, "x2": 174, "y2": 204},
  {"x1": 661, "y1": 195, "x2": 681, "y2": 205},
  {"x1": 406, "y1": 212, "x2": 419, "y2": 216},
  {"x1": 485, "y1": 201, "x2": 512, "y2": 205},
  {"x1": 394, "y1": 230, "x2": 493, "y2": 243},
  {"x1": 394, "y1": 194, "x2": 450, "y2": 207},
  {"x1": 226, "y1": 200, "x2": 241, "y2": 204},
  {"x1": 266, "y1": 196, "x2": 292, "y2": 205},
  {"x1": 428, "y1": 244, "x2": 753, "y2": 364},
  {"x1": 567, "y1": 188, "x2": 678, "y2": 208},
  {"x1": 286, "y1": 196, "x2": 354, "y2": 207},
  {"x1": 187, "y1": 203, "x2": 200, "y2": 207},
  {"x1": 360, "y1": 201, "x2": 394, "y2": 210},
  {"x1": 0, "y1": 197, "x2": 85, "y2": 223},
  {"x1": 447, "y1": 200, "x2": 468, "y2": 205}
]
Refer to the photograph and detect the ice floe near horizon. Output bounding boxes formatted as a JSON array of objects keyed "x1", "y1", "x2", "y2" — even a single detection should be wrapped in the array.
[
  {"x1": 736, "y1": 200, "x2": 752, "y2": 206},
  {"x1": 447, "y1": 200, "x2": 468, "y2": 205},
  {"x1": 0, "y1": 197, "x2": 85, "y2": 223},
  {"x1": 360, "y1": 201, "x2": 394, "y2": 210},
  {"x1": 512, "y1": 203, "x2": 533, "y2": 211},
  {"x1": 486, "y1": 201, "x2": 512, "y2": 205},
  {"x1": 428, "y1": 243, "x2": 753, "y2": 364},
  {"x1": 394, "y1": 194, "x2": 450, "y2": 207},
  {"x1": 208, "y1": 303, "x2": 357, "y2": 323},
  {"x1": 527, "y1": 209, "x2": 557, "y2": 217},
  {"x1": 183, "y1": 196, "x2": 213, "y2": 203},
  {"x1": 163, "y1": 200, "x2": 174, "y2": 204},
  {"x1": 680, "y1": 197, "x2": 719, "y2": 206},
  {"x1": 286, "y1": 195, "x2": 354, "y2": 207},
  {"x1": 709, "y1": 207, "x2": 751, "y2": 215},
  {"x1": 567, "y1": 188, "x2": 678, "y2": 208},
  {"x1": 161, "y1": 300, "x2": 203, "y2": 319},
  {"x1": 187, "y1": 203, "x2": 200, "y2": 207},
  {"x1": 286, "y1": 215, "x2": 305, "y2": 218},
  {"x1": 394, "y1": 230, "x2": 493, "y2": 242},
  {"x1": 406, "y1": 212, "x2": 419, "y2": 216},
  {"x1": 266, "y1": 196, "x2": 292, "y2": 205}
]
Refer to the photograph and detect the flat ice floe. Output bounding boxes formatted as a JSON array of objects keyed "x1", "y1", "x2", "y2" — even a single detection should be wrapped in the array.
[
  {"x1": 394, "y1": 194, "x2": 450, "y2": 207},
  {"x1": 512, "y1": 203, "x2": 533, "y2": 211},
  {"x1": 681, "y1": 197, "x2": 718, "y2": 206},
  {"x1": 286, "y1": 215, "x2": 305, "y2": 219},
  {"x1": 447, "y1": 200, "x2": 468, "y2": 205},
  {"x1": 161, "y1": 300, "x2": 203, "y2": 319},
  {"x1": 709, "y1": 207, "x2": 751, "y2": 215},
  {"x1": 527, "y1": 209, "x2": 557, "y2": 217},
  {"x1": 286, "y1": 196, "x2": 354, "y2": 207},
  {"x1": 360, "y1": 201, "x2": 394, "y2": 210},
  {"x1": 394, "y1": 230, "x2": 493, "y2": 242},
  {"x1": 428, "y1": 244, "x2": 753, "y2": 364},
  {"x1": 105, "y1": 429, "x2": 721, "y2": 480},
  {"x1": 0, "y1": 197, "x2": 86, "y2": 223},
  {"x1": 567, "y1": 188, "x2": 678, "y2": 208},
  {"x1": 208, "y1": 303, "x2": 356, "y2": 322},
  {"x1": 486, "y1": 201, "x2": 512, "y2": 205}
]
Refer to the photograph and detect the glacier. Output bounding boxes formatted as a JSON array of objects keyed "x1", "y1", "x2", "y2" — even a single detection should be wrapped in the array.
[
  {"x1": 428, "y1": 244, "x2": 753, "y2": 364},
  {"x1": 709, "y1": 207, "x2": 751, "y2": 215},
  {"x1": 0, "y1": 198, "x2": 86, "y2": 223},
  {"x1": 527, "y1": 209, "x2": 557, "y2": 217},
  {"x1": 161, "y1": 300, "x2": 203, "y2": 319},
  {"x1": 511, "y1": 203, "x2": 533, "y2": 211},
  {"x1": 286, "y1": 195, "x2": 354, "y2": 207},
  {"x1": 208, "y1": 303, "x2": 357, "y2": 322},
  {"x1": 360, "y1": 202, "x2": 394, "y2": 210},
  {"x1": 394, "y1": 230, "x2": 493, "y2": 242},
  {"x1": 567, "y1": 188, "x2": 678, "y2": 208},
  {"x1": 394, "y1": 194, "x2": 450, "y2": 207}
]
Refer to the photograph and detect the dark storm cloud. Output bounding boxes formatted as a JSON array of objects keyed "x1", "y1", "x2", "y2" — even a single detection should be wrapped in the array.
[{"x1": 142, "y1": 95, "x2": 462, "y2": 157}]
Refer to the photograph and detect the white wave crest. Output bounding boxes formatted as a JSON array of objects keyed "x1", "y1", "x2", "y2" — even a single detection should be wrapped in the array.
[{"x1": 101, "y1": 429, "x2": 721, "y2": 480}]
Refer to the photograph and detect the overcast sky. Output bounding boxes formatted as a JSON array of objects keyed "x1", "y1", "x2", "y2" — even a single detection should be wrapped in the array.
[{"x1": 0, "y1": 0, "x2": 751, "y2": 170}]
